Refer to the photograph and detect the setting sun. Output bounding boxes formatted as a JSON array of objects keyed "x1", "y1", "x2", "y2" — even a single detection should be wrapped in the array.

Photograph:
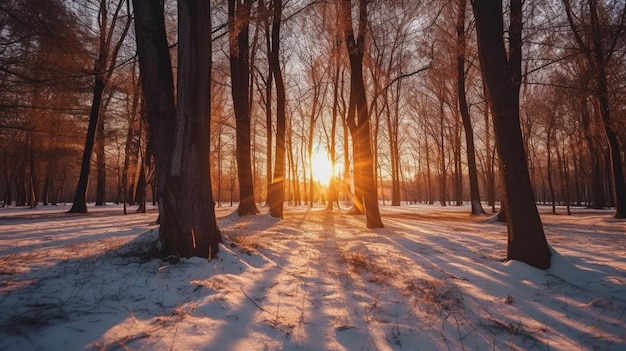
[{"x1": 311, "y1": 148, "x2": 333, "y2": 186}]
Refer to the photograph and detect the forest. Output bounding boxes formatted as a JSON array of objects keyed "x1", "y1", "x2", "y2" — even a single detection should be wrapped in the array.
[
  {"x1": 1, "y1": 0, "x2": 626, "y2": 264},
  {"x1": 1, "y1": 1, "x2": 626, "y2": 350}
]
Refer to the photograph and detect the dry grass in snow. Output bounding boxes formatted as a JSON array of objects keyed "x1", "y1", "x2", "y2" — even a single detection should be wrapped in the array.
[{"x1": 0, "y1": 203, "x2": 624, "y2": 350}]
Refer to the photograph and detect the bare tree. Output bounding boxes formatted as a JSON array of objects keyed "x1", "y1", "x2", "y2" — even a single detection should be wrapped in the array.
[
  {"x1": 562, "y1": 0, "x2": 626, "y2": 218},
  {"x1": 340, "y1": 0, "x2": 383, "y2": 228},
  {"x1": 68, "y1": 0, "x2": 131, "y2": 213},
  {"x1": 267, "y1": 0, "x2": 287, "y2": 218},
  {"x1": 133, "y1": 0, "x2": 221, "y2": 259},
  {"x1": 472, "y1": 0, "x2": 551, "y2": 269},
  {"x1": 457, "y1": 0, "x2": 485, "y2": 214},
  {"x1": 229, "y1": 0, "x2": 259, "y2": 216}
]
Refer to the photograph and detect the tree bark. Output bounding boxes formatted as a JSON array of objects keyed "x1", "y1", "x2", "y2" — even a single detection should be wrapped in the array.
[
  {"x1": 457, "y1": 0, "x2": 485, "y2": 215},
  {"x1": 68, "y1": 76, "x2": 105, "y2": 213},
  {"x1": 95, "y1": 110, "x2": 106, "y2": 206},
  {"x1": 547, "y1": 121, "x2": 556, "y2": 214},
  {"x1": 472, "y1": 0, "x2": 550, "y2": 269},
  {"x1": 340, "y1": 0, "x2": 383, "y2": 228},
  {"x1": 229, "y1": 0, "x2": 259, "y2": 216},
  {"x1": 133, "y1": 0, "x2": 220, "y2": 259},
  {"x1": 268, "y1": 0, "x2": 286, "y2": 218},
  {"x1": 171, "y1": 0, "x2": 220, "y2": 257}
]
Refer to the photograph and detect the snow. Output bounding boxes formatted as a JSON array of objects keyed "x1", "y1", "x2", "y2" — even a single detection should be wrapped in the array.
[{"x1": 0, "y1": 203, "x2": 624, "y2": 350}]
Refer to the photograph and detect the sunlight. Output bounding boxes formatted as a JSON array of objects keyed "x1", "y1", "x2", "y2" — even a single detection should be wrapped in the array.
[{"x1": 311, "y1": 148, "x2": 333, "y2": 186}]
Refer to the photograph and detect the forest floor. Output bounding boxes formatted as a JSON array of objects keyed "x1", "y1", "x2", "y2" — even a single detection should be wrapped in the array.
[{"x1": 0, "y1": 203, "x2": 625, "y2": 350}]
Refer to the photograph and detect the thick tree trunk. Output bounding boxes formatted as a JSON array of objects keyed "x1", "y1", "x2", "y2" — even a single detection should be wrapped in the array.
[
  {"x1": 168, "y1": 0, "x2": 220, "y2": 257},
  {"x1": 473, "y1": 0, "x2": 550, "y2": 269},
  {"x1": 133, "y1": 0, "x2": 177, "y2": 255},
  {"x1": 341, "y1": 0, "x2": 383, "y2": 228},
  {"x1": 133, "y1": 0, "x2": 220, "y2": 259}
]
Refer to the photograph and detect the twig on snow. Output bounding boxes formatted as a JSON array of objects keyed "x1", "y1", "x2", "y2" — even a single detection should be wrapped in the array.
[{"x1": 240, "y1": 286, "x2": 268, "y2": 313}]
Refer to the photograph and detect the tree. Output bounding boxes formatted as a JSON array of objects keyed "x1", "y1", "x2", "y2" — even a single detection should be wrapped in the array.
[
  {"x1": 229, "y1": 0, "x2": 259, "y2": 216},
  {"x1": 562, "y1": 0, "x2": 626, "y2": 218},
  {"x1": 133, "y1": 0, "x2": 220, "y2": 259},
  {"x1": 120, "y1": 61, "x2": 141, "y2": 214},
  {"x1": 266, "y1": 0, "x2": 287, "y2": 218},
  {"x1": 68, "y1": 0, "x2": 131, "y2": 213},
  {"x1": 0, "y1": 0, "x2": 88, "y2": 208},
  {"x1": 457, "y1": 0, "x2": 485, "y2": 215},
  {"x1": 340, "y1": 0, "x2": 383, "y2": 228},
  {"x1": 472, "y1": 0, "x2": 551, "y2": 269}
]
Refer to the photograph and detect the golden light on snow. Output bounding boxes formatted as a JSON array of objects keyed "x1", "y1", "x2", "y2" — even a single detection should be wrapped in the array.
[{"x1": 311, "y1": 148, "x2": 333, "y2": 186}]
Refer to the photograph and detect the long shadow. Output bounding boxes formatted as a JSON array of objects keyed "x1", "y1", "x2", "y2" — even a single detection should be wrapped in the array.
[
  {"x1": 0, "y1": 211, "x2": 158, "y2": 257},
  {"x1": 0, "y1": 209, "x2": 281, "y2": 350},
  {"x1": 379, "y1": 211, "x2": 626, "y2": 350},
  {"x1": 0, "y1": 225, "x2": 161, "y2": 349}
]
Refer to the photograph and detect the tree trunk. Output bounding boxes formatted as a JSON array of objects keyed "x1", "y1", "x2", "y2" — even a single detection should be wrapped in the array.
[
  {"x1": 438, "y1": 103, "x2": 447, "y2": 207},
  {"x1": 133, "y1": 0, "x2": 220, "y2": 259},
  {"x1": 588, "y1": 0, "x2": 626, "y2": 218},
  {"x1": 473, "y1": 0, "x2": 550, "y2": 269},
  {"x1": 268, "y1": 0, "x2": 286, "y2": 218},
  {"x1": 386, "y1": 83, "x2": 401, "y2": 206},
  {"x1": 340, "y1": 0, "x2": 383, "y2": 228},
  {"x1": 121, "y1": 69, "x2": 139, "y2": 214},
  {"x1": 229, "y1": 0, "x2": 259, "y2": 216},
  {"x1": 558, "y1": 139, "x2": 571, "y2": 215},
  {"x1": 168, "y1": 0, "x2": 220, "y2": 257},
  {"x1": 28, "y1": 147, "x2": 37, "y2": 208},
  {"x1": 454, "y1": 116, "x2": 463, "y2": 206},
  {"x1": 95, "y1": 111, "x2": 106, "y2": 206},
  {"x1": 69, "y1": 0, "x2": 130, "y2": 213},
  {"x1": 546, "y1": 122, "x2": 556, "y2": 214},
  {"x1": 425, "y1": 134, "x2": 433, "y2": 205},
  {"x1": 345, "y1": 86, "x2": 364, "y2": 214},
  {"x1": 135, "y1": 157, "x2": 146, "y2": 213},
  {"x1": 263, "y1": 0, "x2": 273, "y2": 208},
  {"x1": 327, "y1": 41, "x2": 341, "y2": 211},
  {"x1": 68, "y1": 77, "x2": 105, "y2": 213},
  {"x1": 457, "y1": 0, "x2": 485, "y2": 214}
]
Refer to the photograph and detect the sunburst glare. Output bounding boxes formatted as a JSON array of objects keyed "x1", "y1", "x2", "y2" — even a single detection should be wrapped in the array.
[{"x1": 311, "y1": 147, "x2": 333, "y2": 186}]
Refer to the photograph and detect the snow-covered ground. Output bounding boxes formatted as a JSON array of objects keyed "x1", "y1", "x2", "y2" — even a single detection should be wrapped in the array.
[{"x1": 0, "y1": 203, "x2": 624, "y2": 350}]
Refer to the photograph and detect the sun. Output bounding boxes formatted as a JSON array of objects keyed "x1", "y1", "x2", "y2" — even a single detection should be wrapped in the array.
[{"x1": 311, "y1": 148, "x2": 333, "y2": 186}]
